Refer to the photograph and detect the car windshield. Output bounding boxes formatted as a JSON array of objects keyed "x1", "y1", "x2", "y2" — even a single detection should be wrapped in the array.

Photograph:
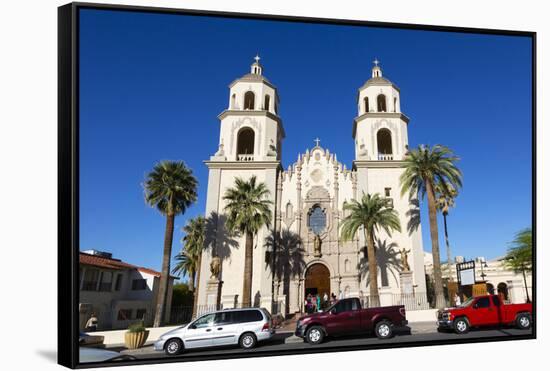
[{"x1": 458, "y1": 297, "x2": 475, "y2": 308}]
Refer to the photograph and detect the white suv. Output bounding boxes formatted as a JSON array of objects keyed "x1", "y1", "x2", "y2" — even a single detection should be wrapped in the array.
[{"x1": 154, "y1": 308, "x2": 275, "y2": 355}]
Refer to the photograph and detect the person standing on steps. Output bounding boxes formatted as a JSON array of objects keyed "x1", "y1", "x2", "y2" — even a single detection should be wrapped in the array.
[
  {"x1": 454, "y1": 293, "x2": 462, "y2": 307},
  {"x1": 316, "y1": 294, "x2": 321, "y2": 312},
  {"x1": 85, "y1": 313, "x2": 98, "y2": 332}
]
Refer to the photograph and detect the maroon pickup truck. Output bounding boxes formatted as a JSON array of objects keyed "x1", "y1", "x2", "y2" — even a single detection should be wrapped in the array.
[
  {"x1": 437, "y1": 295, "x2": 532, "y2": 334},
  {"x1": 295, "y1": 297, "x2": 407, "y2": 344}
]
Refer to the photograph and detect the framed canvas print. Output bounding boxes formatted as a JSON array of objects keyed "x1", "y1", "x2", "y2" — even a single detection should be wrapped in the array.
[{"x1": 58, "y1": 2, "x2": 536, "y2": 368}]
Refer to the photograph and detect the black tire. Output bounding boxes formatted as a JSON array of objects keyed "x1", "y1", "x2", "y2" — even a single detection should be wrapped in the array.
[
  {"x1": 453, "y1": 317, "x2": 470, "y2": 334},
  {"x1": 305, "y1": 325, "x2": 325, "y2": 345},
  {"x1": 516, "y1": 313, "x2": 532, "y2": 329},
  {"x1": 374, "y1": 320, "x2": 394, "y2": 339},
  {"x1": 164, "y1": 338, "x2": 183, "y2": 356},
  {"x1": 239, "y1": 332, "x2": 257, "y2": 349}
]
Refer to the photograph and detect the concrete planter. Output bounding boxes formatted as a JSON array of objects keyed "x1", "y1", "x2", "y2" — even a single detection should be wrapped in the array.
[{"x1": 124, "y1": 330, "x2": 149, "y2": 349}]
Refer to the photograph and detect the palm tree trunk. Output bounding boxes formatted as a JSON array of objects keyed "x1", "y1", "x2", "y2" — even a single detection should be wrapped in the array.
[
  {"x1": 271, "y1": 232, "x2": 278, "y2": 313},
  {"x1": 188, "y1": 270, "x2": 195, "y2": 293},
  {"x1": 242, "y1": 231, "x2": 254, "y2": 307},
  {"x1": 154, "y1": 213, "x2": 175, "y2": 327},
  {"x1": 193, "y1": 254, "x2": 202, "y2": 317},
  {"x1": 365, "y1": 228, "x2": 380, "y2": 307},
  {"x1": 522, "y1": 269, "x2": 530, "y2": 303},
  {"x1": 443, "y1": 213, "x2": 453, "y2": 279},
  {"x1": 426, "y1": 181, "x2": 446, "y2": 309}
]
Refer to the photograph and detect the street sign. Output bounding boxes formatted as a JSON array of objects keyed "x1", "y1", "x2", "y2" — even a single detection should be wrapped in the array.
[{"x1": 456, "y1": 260, "x2": 476, "y2": 286}]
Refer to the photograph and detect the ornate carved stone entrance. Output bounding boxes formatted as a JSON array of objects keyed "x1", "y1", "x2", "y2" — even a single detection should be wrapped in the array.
[{"x1": 304, "y1": 263, "x2": 331, "y2": 298}]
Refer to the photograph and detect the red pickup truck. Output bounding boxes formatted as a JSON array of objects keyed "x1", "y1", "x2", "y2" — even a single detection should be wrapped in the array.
[
  {"x1": 437, "y1": 294, "x2": 532, "y2": 334},
  {"x1": 295, "y1": 297, "x2": 407, "y2": 344}
]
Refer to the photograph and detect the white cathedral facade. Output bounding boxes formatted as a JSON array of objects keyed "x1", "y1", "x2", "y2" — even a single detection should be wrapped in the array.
[{"x1": 196, "y1": 57, "x2": 427, "y2": 315}]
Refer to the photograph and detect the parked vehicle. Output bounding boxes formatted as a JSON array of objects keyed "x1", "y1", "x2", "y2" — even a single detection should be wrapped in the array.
[
  {"x1": 295, "y1": 297, "x2": 407, "y2": 344},
  {"x1": 154, "y1": 307, "x2": 275, "y2": 355},
  {"x1": 79, "y1": 332, "x2": 105, "y2": 347},
  {"x1": 79, "y1": 347, "x2": 136, "y2": 363},
  {"x1": 437, "y1": 294, "x2": 533, "y2": 334}
]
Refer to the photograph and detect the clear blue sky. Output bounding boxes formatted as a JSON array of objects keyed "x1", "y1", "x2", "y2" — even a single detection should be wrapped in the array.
[{"x1": 79, "y1": 8, "x2": 532, "y2": 273}]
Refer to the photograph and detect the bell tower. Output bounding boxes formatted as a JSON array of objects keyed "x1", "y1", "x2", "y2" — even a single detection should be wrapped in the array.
[
  {"x1": 352, "y1": 59, "x2": 427, "y2": 299},
  {"x1": 212, "y1": 55, "x2": 284, "y2": 162},
  {"x1": 198, "y1": 56, "x2": 284, "y2": 310},
  {"x1": 352, "y1": 59, "x2": 410, "y2": 161}
]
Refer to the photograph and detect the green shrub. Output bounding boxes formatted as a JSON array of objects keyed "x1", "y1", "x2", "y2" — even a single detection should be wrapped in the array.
[{"x1": 127, "y1": 321, "x2": 146, "y2": 333}]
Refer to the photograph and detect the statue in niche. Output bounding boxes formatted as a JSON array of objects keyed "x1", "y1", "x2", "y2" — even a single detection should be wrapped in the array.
[
  {"x1": 267, "y1": 139, "x2": 277, "y2": 157},
  {"x1": 210, "y1": 255, "x2": 221, "y2": 280},
  {"x1": 313, "y1": 234, "x2": 322, "y2": 257},
  {"x1": 400, "y1": 248, "x2": 411, "y2": 272},
  {"x1": 358, "y1": 139, "x2": 368, "y2": 157}
]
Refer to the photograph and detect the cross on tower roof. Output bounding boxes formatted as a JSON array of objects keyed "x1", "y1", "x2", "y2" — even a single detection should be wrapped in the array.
[
  {"x1": 314, "y1": 138, "x2": 321, "y2": 147},
  {"x1": 373, "y1": 58, "x2": 380, "y2": 67},
  {"x1": 254, "y1": 54, "x2": 260, "y2": 63}
]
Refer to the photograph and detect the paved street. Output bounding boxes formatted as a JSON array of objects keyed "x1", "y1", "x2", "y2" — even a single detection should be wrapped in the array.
[{"x1": 114, "y1": 324, "x2": 533, "y2": 360}]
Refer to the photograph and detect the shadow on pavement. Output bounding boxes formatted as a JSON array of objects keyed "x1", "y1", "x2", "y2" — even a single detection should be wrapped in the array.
[{"x1": 320, "y1": 326, "x2": 412, "y2": 344}]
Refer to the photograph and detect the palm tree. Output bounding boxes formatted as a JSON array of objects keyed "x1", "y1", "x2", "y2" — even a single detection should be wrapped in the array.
[
  {"x1": 172, "y1": 250, "x2": 198, "y2": 291},
  {"x1": 503, "y1": 228, "x2": 532, "y2": 303},
  {"x1": 341, "y1": 193, "x2": 401, "y2": 307},
  {"x1": 172, "y1": 216, "x2": 206, "y2": 317},
  {"x1": 400, "y1": 145, "x2": 462, "y2": 309},
  {"x1": 186, "y1": 216, "x2": 206, "y2": 317},
  {"x1": 223, "y1": 176, "x2": 272, "y2": 307},
  {"x1": 434, "y1": 181, "x2": 458, "y2": 278},
  {"x1": 144, "y1": 161, "x2": 198, "y2": 327}
]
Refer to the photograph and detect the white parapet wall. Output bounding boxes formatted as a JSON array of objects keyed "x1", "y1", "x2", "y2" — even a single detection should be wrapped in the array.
[
  {"x1": 406, "y1": 309, "x2": 438, "y2": 323},
  {"x1": 93, "y1": 325, "x2": 180, "y2": 347}
]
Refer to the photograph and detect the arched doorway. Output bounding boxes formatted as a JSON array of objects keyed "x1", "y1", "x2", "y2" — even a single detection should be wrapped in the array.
[
  {"x1": 497, "y1": 282, "x2": 509, "y2": 302},
  {"x1": 486, "y1": 283, "x2": 495, "y2": 295},
  {"x1": 304, "y1": 263, "x2": 330, "y2": 300}
]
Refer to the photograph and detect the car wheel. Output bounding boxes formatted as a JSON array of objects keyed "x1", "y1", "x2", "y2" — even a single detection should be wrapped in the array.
[
  {"x1": 239, "y1": 332, "x2": 257, "y2": 349},
  {"x1": 306, "y1": 326, "x2": 325, "y2": 345},
  {"x1": 516, "y1": 313, "x2": 531, "y2": 329},
  {"x1": 375, "y1": 320, "x2": 394, "y2": 339},
  {"x1": 164, "y1": 338, "x2": 183, "y2": 356},
  {"x1": 453, "y1": 318, "x2": 469, "y2": 334}
]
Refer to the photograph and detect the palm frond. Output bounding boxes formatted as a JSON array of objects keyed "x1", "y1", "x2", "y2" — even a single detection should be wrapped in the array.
[
  {"x1": 399, "y1": 144, "x2": 462, "y2": 202},
  {"x1": 223, "y1": 175, "x2": 273, "y2": 236},
  {"x1": 143, "y1": 161, "x2": 198, "y2": 216}
]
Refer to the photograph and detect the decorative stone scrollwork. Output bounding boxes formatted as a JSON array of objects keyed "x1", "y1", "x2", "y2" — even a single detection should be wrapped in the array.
[{"x1": 306, "y1": 186, "x2": 330, "y2": 200}]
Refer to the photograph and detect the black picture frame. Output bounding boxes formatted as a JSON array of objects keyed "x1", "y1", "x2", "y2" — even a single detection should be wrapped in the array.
[{"x1": 58, "y1": 2, "x2": 537, "y2": 369}]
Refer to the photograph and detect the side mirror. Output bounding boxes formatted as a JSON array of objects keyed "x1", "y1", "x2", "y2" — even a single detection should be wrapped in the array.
[
  {"x1": 330, "y1": 308, "x2": 336, "y2": 315},
  {"x1": 473, "y1": 303, "x2": 479, "y2": 309},
  {"x1": 189, "y1": 324, "x2": 197, "y2": 329}
]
